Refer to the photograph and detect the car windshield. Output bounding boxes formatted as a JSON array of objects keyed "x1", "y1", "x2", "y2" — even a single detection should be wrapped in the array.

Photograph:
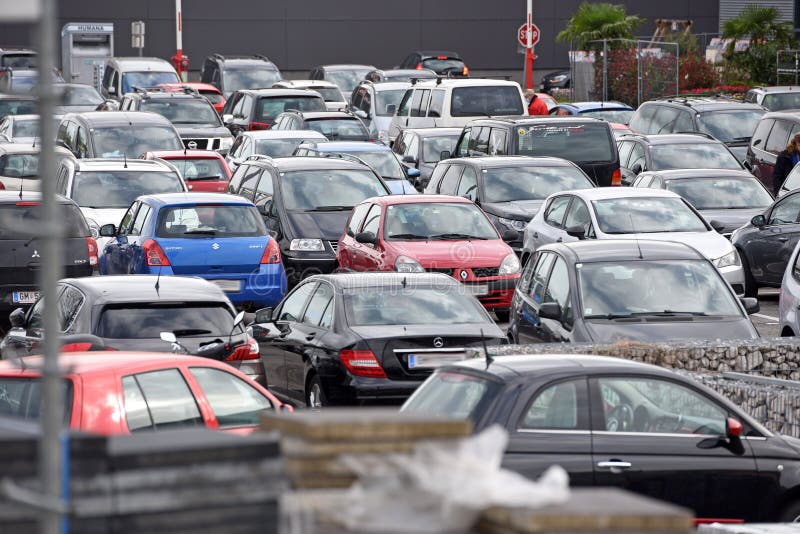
[
  {"x1": 762, "y1": 92, "x2": 800, "y2": 111},
  {"x1": 0, "y1": 378, "x2": 72, "y2": 422},
  {"x1": 325, "y1": 68, "x2": 373, "y2": 96},
  {"x1": 650, "y1": 144, "x2": 742, "y2": 170},
  {"x1": 156, "y1": 204, "x2": 266, "y2": 237},
  {"x1": 665, "y1": 177, "x2": 773, "y2": 209},
  {"x1": 256, "y1": 96, "x2": 326, "y2": 122},
  {"x1": 309, "y1": 87, "x2": 344, "y2": 102},
  {"x1": 450, "y1": 86, "x2": 523, "y2": 117},
  {"x1": 59, "y1": 85, "x2": 103, "y2": 106},
  {"x1": 223, "y1": 68, "x2": 281, "y2": 95},
  {"x1": 255, "y1": 138, "x2": 308, "y2": 157},
  {"x1": 384, "y1": 202, "x2": 499, "y2": 240},
  {"x1": 344, "y1": 287, "x2": 490, "y2": 326},
  {"x1": 121, "y1": 71, "x2": 180, "y2": 94},
  {"x1": 580, "y1": 109, "x2": 634, "y2": 124},
  {"x1": 342, "y1": 150, "x2": 405, "y2": 179},
  {"x1": 0, "y1": 203, "x2": 88, "y2": 239},
  {"x1": 483, "y1": 165, "x2": 594, "y2": 203},
  {"x1": 592, "y1": 197, "x2": 708, "y2": 234},
  {"x1": 422, "y1": 135, "x2": 459, "y2": 163},
  {"x1": 518, "y1": 123, "x2": 615, "y2": 162},
  {"x1": 71, "y1": 170, "x2": 184, "y2": 208},
  {"x1": 166, "y1": 158, "x2": 227, "y2": 181},
  {"x1": 92, "y1": 126, "x2": 184, "y2": 158},
  {"x1": 280, "y1": 169, "x2": 387, "y2": 211},
  {"x1": 307, "y1": 118, "x2": 368, "y2": 141},
  {"x1": 140, "y1": 99, "x2": 221, "y2": 126},
  {"x1": 200, "y1": 90, "x2": 225, "y2": 105},
  {"x1": 0, "y1": 99, "x2": 36, "y2": 117},
  {"x1": 422, "y1": 58, "x2": 465, "y2": 75},
  {"x1": 97, "y1": 303, "x2": 236, "y2": 338},
  {"x1": 12, "y1": 119, "x2": 39, "y2": 138},
  {"x1": 696, "y1": 110, "x2": 765, "y2": 143},
  {"x1": 401, "y1": 371, "x2": 502, "y2": 423},
  {"x1": 579, "y1": 260, "x2": 742, "y2": 319},
  {"x1": 375, "y1": 89, "x2": 408, "y2": 116},
  {"x1": 0, "y1": 154, "x2": 39, "y2": 177}
]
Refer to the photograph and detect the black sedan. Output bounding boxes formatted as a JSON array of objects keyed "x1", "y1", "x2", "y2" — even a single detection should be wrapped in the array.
[
  {"x1": 402, "y1": 354, "x2": 800, "y2": 522},
  {"x1": 251, "y1": 272, "x2": 505, "y2": 407}
]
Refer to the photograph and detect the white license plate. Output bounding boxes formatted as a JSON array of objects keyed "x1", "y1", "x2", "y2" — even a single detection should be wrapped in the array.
[
  {"x1": 408, "y1": 352, "x2": 466, "y2": 369},
  {"x1": 12, "y1": 291, "x2": 40, "y2": 304},
  {"x1": 211, "y1": 280, "x2": 242, "y2": 292},
  {"x1": 462, "y1": 284, "x2": 488, "y2": 297}
]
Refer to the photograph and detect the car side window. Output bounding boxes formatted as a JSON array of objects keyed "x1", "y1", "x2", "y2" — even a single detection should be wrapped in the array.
[
  {"x1": 617, "y1": 141, "x2": 634, "y2": 167},
  {"x1": 410, "y1": 89, "x2": 430, "y2": 117},
  {"x1": 629, "y1": 103, "x2": 655, "y2": 133},
  {"x1": 650, "y1": 106, "x2": 680, "y2": 134},
  {"x1": 455, "y1": 128, "x2": 471, "y2": 157},
  {"x1": 469, "y1": 127, "x2": 489, "y2": 154},
  {"x1": 57, "y1": 285, "x2": 84, "y2": 333},
  {"x1": 674, "y1": 110, "x2": 693, "y2": 132},
  {"x1": 519, "y1": 379, "x2": 586, "y2": 430},
  {"x1": 122, "y1": 370, "x2": 204, "y2": 432},
  {"x1": 396, "y1": 90, "x2": 413, "y2": 117},
  {"x1": 189, "y1": 367, "x2": 273, "y2": 428},
  {"x1": 255, "y1": 170, "x2": 274, "y2": 203},
  {"x1": 428, "y1": 90, "x2": 445, "y2": 118},
  {"x1": 63, "y1": 121, "x2": 78, "y2": 151},
  {"x1": 766, "y1": 120, "x2": 792, "y2": 153},
  {"x1": 406, "y1": 135, "x2": 420, "y2": 161},
  {"x1": 302, "y1": 282, "x2": 334, "y2": 326},
  {"x1": 237, "y1": 165, "x2": 262, "y2": 200},
  {"x1": 456, "y1": 166, "x2": 478, "y2": 201},
  {"x1": 543, "y1": 256, "x2": 573, "y2": 328},
  {"x1": 118, "y1": 202, "x2": 140, "y2": 236},
  {"x1": 240, "y1": 137, "x2": 252, "y2": 158},
  {"x1": 769, "y1": 193, "x2": 800, "y2": 225},
  {"x1": 229, "y1": 136, "x2": 243, "y2": 156},
  {"x1": 319, "y1": 297, "x2": 334, "y2": 329},
  {"x1": 361, "y1": 204, "x2": 382, "y2": 236},
  {"x1": 518, "y1": 252, "x2": 539, "y2": 293},
  {"x1": 544, "y1": 196, "x2": 571, "y2": 228},
  {"x1": 75, "y1": 127, "x2": 88, "y2": 158},
  {"x1": 425, "y1": 164, "x2": 448, "y2": 193},
  {"x1": 751, "y1": 119, "x2": 773, "y2": 149},
  {"x1": 277, "y1": 282, "x2": 317, "y2": 322},
  {"x1": 347, "y1": 203, "x2": 371, "y2": 236},
  {"x1": 529, "y1": 252, "x2": 555, "y2": 303},
  {"x1": 129, "y1": 204, "x2": 151, "y2": 236},
  {"x1": 438, "y1": 164, "x2": 464, "y2": 194},
  {"x1": 393, "y1": 132, "x2": 408, "y2": 155},
  {"x1": 563, "y1": 198, "x2": 592, "y2": 237},
  {"x1": 227, "y1": 164, "x2": 250, "y2": 193},
  {"x1": 628, "y1": 143, "x2": 645, "y2": 171},
  {"x1": 488, "y1": 128, "x2": 507, "y2": 156}
]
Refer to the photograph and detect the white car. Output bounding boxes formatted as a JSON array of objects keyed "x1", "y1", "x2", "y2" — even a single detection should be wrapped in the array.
[
  {"x1": 522, "y1": 187, "x2": 746, "y2": 295},
  {"x1": 272, "y1": 80, "x2": 347, "y2": 112}
]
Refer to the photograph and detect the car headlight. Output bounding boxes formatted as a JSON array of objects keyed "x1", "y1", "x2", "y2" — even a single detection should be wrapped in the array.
[
  {"x1": 395, "y1": 255, "x2": 425, "y2": 273},
  {"x1": 289, "y1": 238, "x2": 325, "y2": 252},
  {"x1": 498, "y1": 217, "x2": 527, "y2": 231},
  {"x1": 498, "y1": 253, "x2": 521, "y2": 275},
  {"x1": 86, "y1": 218, "x2": 100, "y2": 239},
  {"x1": 220, "y1": 137, "x2": 233, "y2": 150},
  {"x1": 713, "y1": 250, "x2": 740, "y2": 269}
]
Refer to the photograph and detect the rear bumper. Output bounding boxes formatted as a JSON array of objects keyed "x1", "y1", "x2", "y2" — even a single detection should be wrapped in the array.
[
  {"x1": 473, "y1": 278, "x2": 517, "y2": 311},
  {"x1": 337, "y1": 376, "x2": 422, "y2": 405},
  {"x1": 0, "y1": 285, "x2": 38, "y2": 314}
]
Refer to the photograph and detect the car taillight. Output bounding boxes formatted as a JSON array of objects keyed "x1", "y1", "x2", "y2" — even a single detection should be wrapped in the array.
[
  {"x1": 261, "y1": 239, "x2": 281, "y2": 264},
  {"x1": 462, "y1": 66, "x2": 469, "y2": 76},
  {"x1": 0, "y1": 181, "x2": 4, "y2": 190},
  {"x1": 226, "y1": 338, "x2": 260, "y2": 361},
  {"x1": 16, "y1": 201, "x2": 39, "y2": 206},
  {"x1": 415, "y1": 63, "x2": 423, "y2": 70},
  {"x1": 339, "y1": 349, "x2": 386, "y2": 378},
  {"x1": 249, "y1": 121, "x2": 271, "y2": 131},
  {"x1": 86, "y1": 237, "x2": 98, "y2": 266},
  {"x1": 611, "y1": 168, "x2": 622, "y2": 186},
  {"x1": 143, "y1": 238, "x2": 170, "y2": 266}
]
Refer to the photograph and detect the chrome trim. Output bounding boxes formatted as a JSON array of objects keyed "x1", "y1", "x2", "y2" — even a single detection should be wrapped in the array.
[
  {"x1": 744, "y1": 436, "x2": 768, "y2": 441},
  {"x1": 516, "y1": 429, "x2": 591, "y2": 435},
  {"x1": 597, "y1": 461, "x2": 632, "y2": 469},
  {"x1": 393, "y1": 348, "x2": 466, "y2": 354},
  {"x1": 592, "y1": 430, "x2": 719, "y2": 438}
]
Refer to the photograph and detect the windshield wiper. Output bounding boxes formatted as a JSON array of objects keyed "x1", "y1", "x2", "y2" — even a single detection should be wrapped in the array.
[
  {"x1": 429, "y1": 233, "x2": 488, "y2": 240},
  {"x1": 172, "y1": 328, "x2": 213, "y2": 336},
  {"x1": 311, "y1": 205, "x2": 353, "y2": 211},
  {"x1": 388, "y1": 233, "x2": 429, "y2": 240},
  {"x1": 587, "y1": 311, "x2": 709, "y2": 319},
  {"x1": 728, "y1": 136, "x2": 751, "y2": 143},
  {"x1": 183, "y1": 229, "x2": 216, "y2": 235}
]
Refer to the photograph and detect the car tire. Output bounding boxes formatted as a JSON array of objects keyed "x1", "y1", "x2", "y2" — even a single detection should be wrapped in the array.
[
  {"x1": 779, "y1": 500, "x2": 800, "y2": 522},
  {"x1": 306, "y1": 375, "x2": 327, "y2": 409},
  {"x1": 740, "y1": 252, "x2": 758, "y2": 298},
  {"x1": 495, "y1": 309, "x2": 510, "y2": 322}
]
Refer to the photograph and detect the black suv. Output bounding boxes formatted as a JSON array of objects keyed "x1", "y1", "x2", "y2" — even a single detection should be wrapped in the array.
[
  {"x1": 453, "y1": 117, "x2": 620, "y2": 187},
  {"x1": 272, "y1": 110, "x2": 370, "y2": 141},
  {"x1": 220, "y1": 89, "x2": 326, "y2": 136},
  {"x1": 628, "y1": 97, "x2": 766, "y2": 162},
  {"x1": 200, "y1": 54, "x2": 282, "y2": 98},
  {"x1": 119, "y1": 87, "x2": 233, "y2": 153},
  {"x1": 226, "y1": 155, "x2": 390, "y2": 284},
  {"x1": 0, "y1": 191, "x2": 96, "y2": 322}
]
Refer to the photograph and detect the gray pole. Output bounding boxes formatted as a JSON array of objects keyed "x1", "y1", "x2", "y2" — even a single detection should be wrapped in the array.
[
  {"x1": 36, "y1": 0, "x2": 65, "y2": 530},
  {"x1": 602, "y1": 40, "x2": 608, "y2": 102},
  {"x1": 676, "y1": 43, "x2": 680, "y2": 96}
]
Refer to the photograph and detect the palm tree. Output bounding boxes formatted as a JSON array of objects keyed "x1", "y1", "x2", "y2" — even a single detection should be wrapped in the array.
[
  {"x1": 556, "y1": 2, "x2": 645, "y2": 50},
  {"x1": 722, "y1": 4, "x2": 793, "y2": 46}
]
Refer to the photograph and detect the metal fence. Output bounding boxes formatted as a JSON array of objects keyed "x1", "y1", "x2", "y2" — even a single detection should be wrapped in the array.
[{"x1": 777, "y1": 49, "x2": 800, "y2": 85}]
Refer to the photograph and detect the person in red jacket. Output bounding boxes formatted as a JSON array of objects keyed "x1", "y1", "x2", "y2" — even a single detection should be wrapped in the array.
[{"x1": 525, "y1": 89, "x2": 549, "y2": 116}]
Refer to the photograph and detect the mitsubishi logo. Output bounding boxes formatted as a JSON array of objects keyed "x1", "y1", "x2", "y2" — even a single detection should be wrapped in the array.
[
  {"x1": 433, "y1": 337, "x2": 444, "y2": 348},
  {"x1": 211, "y1": 243, "x2": 220, "y2": 250},
  {"x1": 459, "y1": 269, "x2": 468, "y2": 280},
  {"x1": 31, "y1": 250, "x2": 40, "y2": 259},
  {"x1": 187, "y1": 141, "x2": 198, "y2": 150}
]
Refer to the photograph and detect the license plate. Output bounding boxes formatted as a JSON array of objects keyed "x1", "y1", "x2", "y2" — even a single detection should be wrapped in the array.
[
  {"x1": 211, "y1": 280, "x2": 242, "y2": 292},
  {"x1": 462, "y1": 284, "x2": 488, "y2": 297},
  {"x1": 12, "y1": 291, "x2": 40, "y2": 304},
  {"x1": 408, "y1": 352, "x2": 466, "y2": 369}
]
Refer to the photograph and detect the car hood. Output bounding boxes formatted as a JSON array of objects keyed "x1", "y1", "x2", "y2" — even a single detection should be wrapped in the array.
[
  {"x1": 698, "y1": 208, "x2": 764, "y2": 234},
  {"x1": 584, "y1": 319, "x2": 758, "y2": 343},
  {"x1": 176, "y1": 125, "x2": 232, "y2": 138},
  {"x1": 79, "y1": 207, "x2": 128, "y2": 227},
  {"x1": 285, "y1": 210, "x2": 352, "y2": 241},
  {"x1": 602, "y1": 231, "x2": 734, "y2": 260},
  {"x1": 481, "y1": 200, "x2": 544, "y2": 221},
  {"x1": 390, "y1": 239, "x2": 512, "y2": 266}
]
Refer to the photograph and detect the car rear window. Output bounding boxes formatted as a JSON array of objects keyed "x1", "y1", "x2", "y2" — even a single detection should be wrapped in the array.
[
  {"x1": 518, "y1": 123, "x2": 615, "y2": 163},
  {"x1": 166, "y1": 158, "x2": 227, "y2": 181},
  {"x1": 422, "y1": 58, "x2": 465, "y2": 74},
  {"x1": 0, "y1": 153, "x2": 38, "y2": 177},
  {"x1": 256, "y1": 96, "x2": 326, "y2": 122},
  {"x1": 450, "y1": 86, "x2": 524, "y2": 117},
  {"x1": 0, "y1": 202, "x2": 89, "y2": 239},
  {"x1": 97, "y1": 303, "x2": 236, "y2": 339},
  {"x1": 0, "y1": 99, "x2": 36, "y2": 117},
  {"x1": 310, "y1": 87, "x2": 344, "y2": 102},
  {"x1": 306, "y1": 118, "x2": 368, "y2": 141},
  {"x1": 71, "y1": 170, "x2": 185, "y2": 208},
  {"x1": 402, "y1": 371, "x2": 502, "y2": 423},
  {"x1": 156, "y1": 204, "x2": 267, "y2": 238},
  {"x1": 344, "y1": 287, "x2": 490, "y2": 326},
  {"x1": 0, "y1": 377, "x2": 73, "y2": 423}
]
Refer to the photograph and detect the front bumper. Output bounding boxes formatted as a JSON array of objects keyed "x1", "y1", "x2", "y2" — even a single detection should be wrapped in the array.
[
  {"x1": 282, "y1": 251, "x2": 339, "y2": 283},
  {"x1": 720, "y1": 264, "x2": 746, "y2": 296}
]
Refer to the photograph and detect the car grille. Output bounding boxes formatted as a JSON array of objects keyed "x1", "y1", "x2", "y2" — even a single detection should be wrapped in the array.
[
  {"x1": 182, "y1": 138, "x2": 223, "y2": 150},
  {"x1": 472, "y1": 267, "x2": 499, "y2": 278},
  {"x1": 328, "y1": 241, "x2": 339, "y2": 254},
  {"x1": 426, "y1": 268, "x2": 453, "y2": 276}
]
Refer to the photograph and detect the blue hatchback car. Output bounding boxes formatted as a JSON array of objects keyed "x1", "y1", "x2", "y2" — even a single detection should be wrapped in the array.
[
  {"x1": 98, "y1": 193, "x2": 287, "y2": 309},
  {"x1": 549, "y1": 101, "x2": 634, "y2": 125}
]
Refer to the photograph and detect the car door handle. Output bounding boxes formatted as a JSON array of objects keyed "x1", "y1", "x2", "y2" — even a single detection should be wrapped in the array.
[
  {"x1": 597, "y1": 460, "x2": 632, "y2": 473},
  {"x1": 556, "y1": 237, "x2": 563, "y2": 243}
]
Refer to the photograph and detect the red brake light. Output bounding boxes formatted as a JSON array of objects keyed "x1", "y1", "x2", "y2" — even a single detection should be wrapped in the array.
[
  {"x1": 339, "y1": 349, "x2": 386, "y2": 378},
  {"x1": 0, "y1": 181, "x2": 4, "y2": 190},
  {"x1": 86, "y1": 237, "x2": 98, "y2": 266},
  {"x1": 462, "y1": 66, "x2": 469, "y2": 76},
  {"x1": 249, "y1": 121, "x2": 271, "y2": 131},
  {"x1": 16, "y1": 201, "x2": 39, "y2": 206},
  {"x1": 611, "y1": 168, "x2": 622, "y2": 187},
  {"x1": 436, "y1": 56, "x2": 448, "y2": 60},
  {"x1": 143, "y1": 238, "x2": 170, "y2": 266},
  {"x1": 226, "y1": 338, "x2": 260, "y2": 361},
  {"x1": 415, "y1": 63, "x2": 423, "y2": 70},
  {"x1": 260, "y1": 239, "x2": 281, "y2": 264}
]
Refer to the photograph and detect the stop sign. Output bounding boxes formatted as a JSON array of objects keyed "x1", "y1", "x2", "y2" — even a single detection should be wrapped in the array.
[{"x1": 517, "y1": 22, "x2": 540, "y2": 47}]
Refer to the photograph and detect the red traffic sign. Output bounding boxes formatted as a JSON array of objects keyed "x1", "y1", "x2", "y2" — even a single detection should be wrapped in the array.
[{"x1": 518, "y1": 22, "x2": 540, "y2": 48}]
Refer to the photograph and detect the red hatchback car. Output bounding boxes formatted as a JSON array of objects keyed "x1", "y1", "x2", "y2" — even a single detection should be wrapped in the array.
[
  {"x1": 337, "y1": 195, "x2": 520, "y2": 320},
  {"x1": 158, "y1": 82, "x2": 227, "y2": 114},
  {"x1": 0, "y1": 352, "x2": 289, "y2": 435},
  {"x1": 142, "y1": 150, "x2": 232, "y2": 192}
]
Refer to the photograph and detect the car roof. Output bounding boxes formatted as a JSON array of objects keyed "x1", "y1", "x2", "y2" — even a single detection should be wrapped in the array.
[
  {"x1": 563, "y1": 101, "x2": 632, "y2": 111},
  {"x1": 447, "y1": 354, "x2": 658, "y2": 381},
  {"x1": 646, "y1": 168, "x2": 759, "y2": 180},
  {"x1": 269, "y1": 156, "x2": 374, "y2": 171},
  {"x1": 238, "y1": 88, "x2": 321, "y2": 98},
  {"x1": 109, "y1": 57, "x2": 176, "y2": 71},
  {"x1": 0, "y1": 93, "x2": 35, "y2": 101},
  {"x1": 72, "y1": 158, "x2": 175, "y2": 172},
  {"x1": 367, "y1": 194, "x2": 473, "y2": 206},
  {"x1": 312, "y1": 141, "x2": 389, "y2": 152},
  {"x1": 450, "y1": 155, "x2": 576, "y2": 168},
  {"x1": 763, "y1": 110, "x2": 800, "y2": 120},
  {"x1": 648, "y1": 97, "x2": 765, "y2": 112},
  {"x1": 138, "y1": 192, "x2": 253, "y2": 206},
  {"x1": 293, "y1": 111, "x2": 355, "y2": 120},
  {"x1": 158, "y1": 82, "x2": 221, "y2": 93},
  {"x1": 620, "y1": 133, "x2": 724, "y2": 145},
  {"x1": 216, "y1": 57, "x2": 277, "y2": 67},
  {"x1": 241, "y1": 129, "x2": 327, "y2": 140},
  {"x1": 567, "y1": 187, "x2": 679, "y2": 200},
  {"x1": 416, "y1": 50, "x2": 462, "y2": 58},
  {"x1": 470, "y1": 116, "x2": 605, "y2": 126},
  {"x1": 400, "y1": 127, "x2": 463, "y2": 137},
  {"x1": 0, "y1": 190, "x2": 70, "y2": 204},
  {"x1": 318, "y1": 64, "x2": 375, "y2": 71},
  {"x1": 370, "y1": 81, "x2": 412, "y2": 91},
  {"x1": 62, "y1": 111, "x2": 174, "y2": 127},
  {"x1": 279, "y1": 80, "x2": 339, "y2": 89},
  {"x1": 413, "y1": 78, "x2": 519, "y2": 88},
  {"x1": 5, "y1": 113, "x2": 38, "y2": 121},
  {"x1": 750, "y1": 86, "x2": 800, "y2": 94},
  {"x1": 308, "y1": 272, "x2": 460, "y2": 290},
  {"x1": 540, "y1": 238, "x2": 706, "y2": 263},
  {"x1": 61, "y1": 275, "x2": 230, "y2": 303}
]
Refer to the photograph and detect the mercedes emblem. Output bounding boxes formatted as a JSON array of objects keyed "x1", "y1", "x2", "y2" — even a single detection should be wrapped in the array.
[
  {"x1": 187, "y1": 141, "x2": 198, "y2": 150},
  {"x1": 433, "y1": 337, "x2": 444, "y2": 348}
]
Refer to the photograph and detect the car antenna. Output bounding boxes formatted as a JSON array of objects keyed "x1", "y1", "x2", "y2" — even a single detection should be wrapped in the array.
[
  {"x1": 32, "y1": 136, "x2": 36, "y2": 148},
  {"x1": 628, "y1": 214, "x2": 643, "y2": 259},
  {"x1": 401, "y1": 276, "x2": 407, "y2": 288},
  {"x1": 123, "y1": 153, "x2": 128, "y2": 169},
  {"x1": 18, "y1": 158, "x2": 25, "y2": 199},
  {"x1": 480, "y1": 329, "x2": 493, "y2": 369},
  {"x1": 154, "y1": 265, "x2": 161, "y2": 295}
]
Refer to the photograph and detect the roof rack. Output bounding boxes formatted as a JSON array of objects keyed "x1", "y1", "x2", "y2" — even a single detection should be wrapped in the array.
[
  {"x1": 245, "y1": 154, "x2": 275, "y2": 164},
  {"x1": 673, "y1": 131, "x2": 717, "y2": 139},
  {"x1": 211, "y1": 53, "x2": 271, "y2": 63}
]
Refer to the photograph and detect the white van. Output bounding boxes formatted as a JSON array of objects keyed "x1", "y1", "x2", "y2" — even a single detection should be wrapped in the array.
[{"x1": 387, "y1": 78, "x2": 527, "y2": 144}]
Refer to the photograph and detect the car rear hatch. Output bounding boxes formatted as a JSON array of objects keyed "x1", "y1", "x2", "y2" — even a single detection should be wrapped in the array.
[{"x1": 159, "y1": 236, "x2": 268, "y2": 276}]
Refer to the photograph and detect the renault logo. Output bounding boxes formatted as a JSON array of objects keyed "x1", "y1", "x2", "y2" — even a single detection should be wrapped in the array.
[
  {"x1": 31, "y1": 250, "x2": 40, "y2": 259},
  {"x1": 211, "y1": 243, "x2": 220, "y2": 250},
  {"x1": 187, "y1": 141, "x2": 198, "y2": 150},
  {"x1": 433, "y1": 337, "x2": 444, "y2": 348},
  {"x1": 459, "y1": 269, "x2": 468, "y2": 280}
]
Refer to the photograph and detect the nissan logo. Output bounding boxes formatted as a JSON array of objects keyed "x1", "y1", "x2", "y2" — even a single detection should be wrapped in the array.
[
  {"x1": 433, "y1": 337, "x2": 444, "y2": 348},
  {"x1": 187, "y1": 141, "x2": 198, "y2": 150}
]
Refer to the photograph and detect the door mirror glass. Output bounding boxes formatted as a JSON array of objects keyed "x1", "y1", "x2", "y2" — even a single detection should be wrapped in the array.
[
  {"x1": 99, "y1": 224, "x2": 117, "y2": 237},
  {"x1": 502, "y1": 229, "x2": 518, "y2": 242},
  {"x1": 353, "y1": 109, "x2": 368, "y2": 120},
  {"x1": 538, "y1": 301, "x2": 562, "y2": 320},
  {"x1": 631, "y1": 163, "x2": 643, "y2": 175},
  {"x1": 259, "y1": 199, "x2": 273, "y2": 216},
  {"x1": 355, "y1": 231, "x2": 378, "y2": 245},
  {"x1": 107, "y1": 86, "x2": 116, "y2": 95},
  {"x1": 739, "y1": 297, "x2": 759, "y2": 315},
  {"x1": 708, "y1": 220, "x2": 725, "y2": 233},
  {"x1": 8, "y1": 308, "x2": 25, "y2": 328},
  {"x1": 751, "y1": 214, "x2": 766, "y2": 227},
  {"x1": 407, "y1": 168, "x2": 421, "y2": 178},
  {"x1": 566, "y1": 225, "x2": 586, "y2": 240},
  {"x1": 440, "y1": 150, "x2": 451, "y2": 160},
  {"x1": 386, "y1": 104, "x2": 397, "y2": 115},
  {"x1": 255, "y1": 307, "x2": 274, "y2": 324}
]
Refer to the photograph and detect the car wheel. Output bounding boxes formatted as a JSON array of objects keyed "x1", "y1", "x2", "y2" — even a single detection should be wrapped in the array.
[
  {"x1": 306, "y1": 375, "x2": 327, "y2": 409},
  {"x1": 739, "y1": 252, "x2": 758, "y2": 298},
  {"x1": 780, "y1": 500, "x2": 800, "y2": 522},
  {"x1": 495, "y1": 309, "x2": 510, "y2": 322},
  {"x1": 782, "y1": 327, "x2": 795, "y2": 337}
]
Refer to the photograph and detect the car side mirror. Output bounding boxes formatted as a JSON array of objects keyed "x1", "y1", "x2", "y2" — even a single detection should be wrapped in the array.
[
  {"x1": 386, "y1": 104, "x2": 397, "y2": 115},
  {"x1": 254, "y1": 307, "x2": 274, "y2": 324},
  {"x1": 740, "y1": 297, "x2": 759, "y2": 315},
  {"x1": 751, "y1": 214, "x2": 766, "y2": 227},
  {"x1": 102, "y1": 99, "x2": 119, "y2": 111},
  {"x1": 259, "y1": 199, "x2": 273, "y2": 216},
  {"x1": 501, "y1": 229, "x2": 518, "y2": 242},
  {"x1": 233, "y1": 310, "x2": 245, "y2": 328},
  {"x1": 566, "y1": 225, "x2": 586, "y2": 240},
  {"x1": 99, "y1": 224, "x2": 117, "y2": 237},
  {"x1": 538, "y1": 301, "x2": 562, "y2": 320},
  {"x1": 708, "y1": 220, "x2": 725, "y2": 233},
  {"x1": 407, "y1": 168, "x2": 421, "y2": 178},
  {"x1": 223, "y1": 114, "x2": 233, "y2": 123},
  {"x1": 353, "y1": 109, "x2": 368, "y2": 120},
  {"x1": 355, "y1": 231, "x2": 378, "y2": 245},
  {"x1": 743, "y1": 160, "x2": 754, "y2": 171},
  {"x1": 752, "y1": 139, "x2": 761, "y2": 147},
  {"x1": 9, "y1": 308, "x2": 25, "y2": 328},
  {"x1": 631, "y1": 163, "x2": 643, "y2": 175},
  {"x1": 107, "y1": 86, "x2": 116, "y2": 95},
  {"x1": 440, "y1": 150, "x2": 451, "y2": 160},
  {"x1": 402, "y1": 155, "x2": 417, "y2": 165},
  {"x1": 726, "y1": 417, "x2": 743, "y2": 439}
]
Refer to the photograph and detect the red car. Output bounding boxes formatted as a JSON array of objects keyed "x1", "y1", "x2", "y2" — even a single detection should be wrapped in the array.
[
  {"x1": 142, "y1": 149, "x2": 232, "y2": 192},
  {"x1": 0, "y1": 352, "x2": 290, "y2": 435},
  {"x1": 158, "y1": 82, "x2": 227, "y2": 114},
  {"x1": 337, "y1": 195, "x2": 520, "y2": 320}
]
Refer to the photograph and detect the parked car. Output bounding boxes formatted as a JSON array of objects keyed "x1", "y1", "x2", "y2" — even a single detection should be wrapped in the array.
[
  {"x1": 397, "y1": 51, "x2": 468, "y2": 77},
  {"x1": 272, "y1": 110, "x2": 370, "y2": 141},
  {"x1": 539, "y1": 69, "x2": 570, "y2": 93},
  {"x1": 777, "y1": 162, "x2": 800, "y2": 197},
  {"x1": 632, "y1": 169, "x2": 773, "y2": 237},
  {"x1": 0, "y1": 48, "x2": 36, "y2": 69},
  {"x1": 0, "y1": 191, "x2": 97, "y2": 319},
  {"x1": 628, "y1": 97, "x2": 765, "y2": 162},
  {"x1": 549, "y1": 101, "x2": 633, "y2": 124},
  {"x1": 226, "y1": 130, "x2": 327, "y2": 172},
  {"x1": 119, "y1": 87, "x2": 233, "y2": 153},
  {"x1": 403, "y1": 354, "x2": 797, "y2": 522},
  {"x1": 100, "y1": 57, "x2": 180, "y2": 102},
  {"x1": 201, "y1": 54, "x2": 282, "y2": 98},
  {"x1": 337, "y1": 195, "x2": 520, "y2": 320},
  {"x1": 157, "y1": 82, "x2": 227, "y2": 113},
  {"x1": 0, "y1": 114, "x2": 55, "y2": 144},
  {"x1": 454, "y1": 117, "x2": 621, "y2": 187},
  {"x1": 731, "y1": 189, "x2": 800, "y2": 297},
  {"x1": 0, "y1": 276, "x2": 265, "y2": 383},
  {"x1": 0, "y1": 351, "x2": 289, "y2": 434},
  {"x1": 53, "y1": 83, "x2": 104, "y2": 114},
  {"x1": 141, "y1": 149, "x2": 232, "y2": 193},
  {"x1": 779, "y1": 240, "x2": 800, "y2": 337},
  {"x1": 350, "y1": 80, "x2": 411, "y2": 144},
  {"x1": 0, "y1": 142, "x2": 74, "y2": 192},
  {"x1": 391, "y1": 127, "x2": 462, "y2": 190},
  {"x1": 746, "y1": 111, "x2": 800, "y2": 194},
  {"x1": 0, "y1": 93, "x2": 36, "y2": 118},
  {"x1": 225, "y1": 156, "x2": 390, "y2": 284},
  {"x1": 508, "y1": 239, "x2": 759, "y2": 344},
  {"x1": 424, "y1": 156, "x2": 595, "y2": 252},
  {"x1": 617, "y1": 133, "x2": 744, "y2": 185},
  {"x1": 365, "y1": 68, "x2": 437, "y2": 83},
  {"x1": 309, "y1": 64, "x2": 376, "y2": 103},
  {"x1": 522, "y1": 188, "x2": 746, "y2": 295},
  {"x1": 272, "y1": 80, "x2": 347, "y2": 111},
  {"x1": 252, "y1": 272, "x2": 504, "y2": 407},
  {"x1": 744, "y1": 86, "x2": 800, "y2": 111},
  {"x1": 0, "y1": 67, "x2": 64, "y2": 94},
  {"x1": 56, "y1": 111, "x2": 184, "y2": 159},
  {"x1": 220, "y1": 88, "x2": 327, "y2": 135},
  {"x1": 293, "y1": 140, "x2": 418, "y2": 194}
]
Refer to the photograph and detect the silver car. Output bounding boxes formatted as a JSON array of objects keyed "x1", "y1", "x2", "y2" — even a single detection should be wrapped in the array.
[{"x1": 779, "y1": 240, "x2": 800, "y2": 336}]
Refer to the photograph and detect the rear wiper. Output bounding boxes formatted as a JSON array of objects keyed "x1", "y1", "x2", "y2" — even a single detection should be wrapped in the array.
[
  {"x1": 311, "y1": 205, "x2": 352, "y2": 211},
  {"x1": 172, "y1": 328, "x2": 213, "y2": 336},
  {"x1": 429, "y1": 233, "x2": 488, "y2": 240},
  {"x1": 388, "y1": 233, "x2": 429, "y2": 240},
  {"x1": 183, "y1": 229, "x2": 216, "y2": 235}
]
